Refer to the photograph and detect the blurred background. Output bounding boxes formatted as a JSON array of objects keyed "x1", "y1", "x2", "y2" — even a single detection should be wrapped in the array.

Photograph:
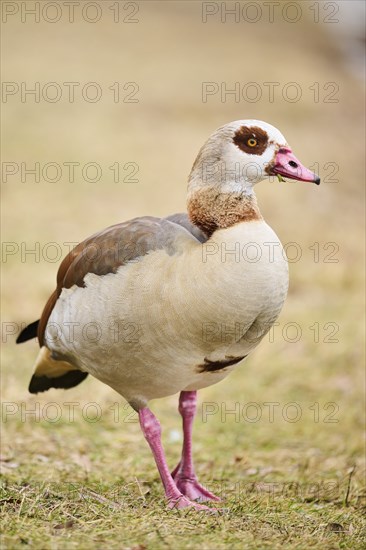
[{"x1": 1, "y1": 0, "x2": 365, "y2": 524}]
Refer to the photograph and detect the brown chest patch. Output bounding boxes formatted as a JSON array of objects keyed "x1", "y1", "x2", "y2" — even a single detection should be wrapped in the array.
[
  {"x1": 233, "y1": 125, "x2": 269, "y2": 156},
  {"x1": 197, "y1": 355, "x2": 247, "y2": 373},
  {"x1": 188, "y1": 190, "x2": 262, "y2": 237}
]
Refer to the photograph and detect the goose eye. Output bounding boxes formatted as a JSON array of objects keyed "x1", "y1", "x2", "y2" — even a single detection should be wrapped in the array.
[{"x1": 247, "y1": 138, "x2": 257, "y2": 147}]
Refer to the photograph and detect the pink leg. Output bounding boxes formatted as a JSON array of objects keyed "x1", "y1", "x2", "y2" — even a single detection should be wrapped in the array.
[
  {"x1": 171, "y1": 391, "x2": 221, "y2": 502},
  {"x1": 138, "y1": 407, "x2": 214, "y2": 510}
]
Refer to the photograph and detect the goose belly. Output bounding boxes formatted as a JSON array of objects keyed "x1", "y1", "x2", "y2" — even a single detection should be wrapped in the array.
[{"x1": 46, "y1": 221, "x2": 288, "y2": 407}]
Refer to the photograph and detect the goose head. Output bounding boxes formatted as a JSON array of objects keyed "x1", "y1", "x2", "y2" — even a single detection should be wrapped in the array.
[
  {"x1": 187, "y1": 120, "x2": 320, "y2": 236},
  {"x1": 188, "y1": 119, "x2": 320, "y2": 196}
]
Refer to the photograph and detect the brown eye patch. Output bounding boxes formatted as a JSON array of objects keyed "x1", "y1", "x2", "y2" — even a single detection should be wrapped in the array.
[{"x1": 233, "y1": 126, "x2": 269, "y2": 155}]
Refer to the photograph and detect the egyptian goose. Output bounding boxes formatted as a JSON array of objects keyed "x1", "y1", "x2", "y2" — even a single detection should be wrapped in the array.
[{"x1": 17, "y1": 120, "x2": 320, "y2": 511}]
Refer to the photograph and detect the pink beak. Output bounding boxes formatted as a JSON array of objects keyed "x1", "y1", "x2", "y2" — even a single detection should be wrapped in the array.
[{"x1": 271, "y1": 147, "x2": 320, "y2": 184}]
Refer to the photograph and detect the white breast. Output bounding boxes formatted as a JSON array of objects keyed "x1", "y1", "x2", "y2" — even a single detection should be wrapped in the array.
[{"x1": 46, "y1": 220, "x2": 288, "y2": 408}]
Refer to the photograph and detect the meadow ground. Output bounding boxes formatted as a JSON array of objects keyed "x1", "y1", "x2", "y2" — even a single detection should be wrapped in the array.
[{"x1": 1, "y1": 2, "x2": 365, "y2": 549}]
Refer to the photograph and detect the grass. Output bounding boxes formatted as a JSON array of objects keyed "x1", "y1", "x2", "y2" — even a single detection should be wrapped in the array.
[
  {"x1": 1, "y1": 416, "x2": 365, "y2": 550},
  {"x1": 1, "y1": 2, "x2": 365, "y2": 549},
  {"x1": 1, "y1": 321, "x2": 365, "y2": 549}
]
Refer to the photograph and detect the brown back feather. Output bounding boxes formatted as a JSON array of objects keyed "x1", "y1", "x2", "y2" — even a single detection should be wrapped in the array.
[{"x1": 37, "y1": 215, "x2": 205, "y2": 345}]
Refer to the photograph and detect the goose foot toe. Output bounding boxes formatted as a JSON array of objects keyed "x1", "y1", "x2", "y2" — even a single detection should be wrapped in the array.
[
  {"x1": 167, "y1": 494, "x2": 218, "y2": 512},
  {"x1": 172, "y1": 476, "x2": 221, "y2": 502}
]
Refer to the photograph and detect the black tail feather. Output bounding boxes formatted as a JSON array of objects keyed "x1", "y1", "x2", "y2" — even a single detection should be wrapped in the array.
[
  {"x1": 16, "y1": 320, "x2": 40, "y2": 343},
  {"x1": 29, "y1": 371, "x2": 88, "y2": 394}
]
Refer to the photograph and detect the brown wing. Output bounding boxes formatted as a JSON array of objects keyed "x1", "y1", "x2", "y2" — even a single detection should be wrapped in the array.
[{"x1": 37, "y1": 215, "x2": 202, "y2": 345}]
